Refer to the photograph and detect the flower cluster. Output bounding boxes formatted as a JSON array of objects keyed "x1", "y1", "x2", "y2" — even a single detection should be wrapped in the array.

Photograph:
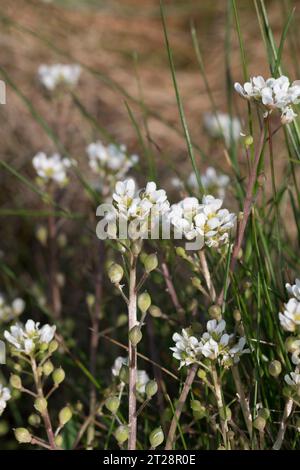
[
  {"x1": 284, "y1": 367, "x2": 300, "y2": 391},
  {"x1": 0, "y1": 384, "x2": 11, "y2": 416},
  {"x1": 32, "y1": 152, "x2": 75, "y2": 186},
  {"x1": 4, "y1": 320, "x2": 56, "y2": 355},
  {"x1": 168, "y1": 195, "x2": 235, "y2": 248},
  {"x1": 112, "y1": 356, "x2": 150, "y2": 395},
  {"x1": 38, "y1": 64, "x2": 81, "y2": 91},
  {"x1": 86, "y1": 141, "x2": 138, "y2": 197},
  {"x1": 0, "y1": 294, "x2": 25, "y2": 323},
  {"x1": 234, "y1": 75, "x2": 300, "y2": 124},
  {"x1": 171, "y1": 319, "x2": 249, "y2": 369},
  {"x1": 203, "y1": 112, "x2": 241, "y2": 147},
  {"x1": 279, "y1": 279, "x2": 300, "y2": 334},
  {"x1": 172, "y1": 167, "x2": 230, "y2": 200},
  {"x1": 110, "y1": 179, "x2": 170, "y2": 238}
]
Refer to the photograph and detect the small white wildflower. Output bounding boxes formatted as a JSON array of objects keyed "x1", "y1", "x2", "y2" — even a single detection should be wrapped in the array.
[
  {"x1": 112, "y1": 356, "x2": 128, "y2": 377},
  {"x1": 0, "y1": 384, "x2": 11, "y2": 416},
  {"x1": 170, "y1": 329, "x2": 202, "y2": 369},
  {"x1": 234, "y1": 75, "x2": 300, "y2": 124},
  {"x1": 111, "y1": 356, "x2": 149, "y2": 394},
  {"x1": 4, "y1": 320, "x2": 56, "y2": 355},
  {"x1": 0, "y1": 295, "x2": 25, "y2": 323},
  {"x1": 11, "y1": 298, "x2": 25, "y2": 316},
  {"x1": 168, "y1": 197, "x2": 201, "y2": 241},
  {"x1": 32, "y1": 152, "x2": 74, "y2": 185},
  {"x1": 290, "y1": 340, "x2": 300, "y2": 365},
  {"x1": 279, "y1": 298, "x2": 300, "y2": 332},
  {"x1": 286, "y1": 278, "x2": 300, "y2": 301},
  {"x1": 203, "y1": 112, "x2": 241, "y2": 147},
  {"x1": 199, "y1": 319, "x2": 230, "y2": 360},
  {"x1": 284, "y1": 367, "x2": 300, "y2": 388},
  {"x1": 188, "y1": 167, "x2": 230, "y2": 199},
  {"x1": 38, "y1": 64, "x2": 81, "y2": 91}
]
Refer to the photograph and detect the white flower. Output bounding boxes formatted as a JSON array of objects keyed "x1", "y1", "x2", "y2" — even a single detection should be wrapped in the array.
[
  {"x1": 279, "y1": 298, "x2": 300, "y2": 332},
  {"x1": 0, "y1": 384, "x2": 11, "y2": 416},
  {"x1": 235, "y1": 75, "x2": 300, "y2": 124},
  {"x1": 188, "y1": 167, "x2": 230, "y2": 199},
  {"x1": 199, "y1": 319, "x2": 231, "y2": 360},
  {"x1": 32, "y1": 152, "x2": 74, "y2": 185},
  {"x1": 86, "y1": 141, "x2": 138, "y2": 196},
  {"x1": 111, "y1": 356, "x2": 149, "y2": 394},
  {"x1": 4, "y1": 320, "x2": 56, "y2": 355},
  {"x1": 170, "y1": 329, "x2": 202, "y2": 369},
  {"x1": 290, "y1": 340, "x2": 300, "y2": 365},
  {"x1": 203, "y1": 112, "x2": 241, "y2": 147},
  {"x1": 224, "y1": 337, "x2": 250, "y2": 365},
  {"x1": 286, "y1": 278, "x2": 300, "y2": 301},
  {"x1": 168, "y1": 197, "x2": 202, "y2": 241},
  {"x1": 0, "y1": 295, "x2": 25, "y2": 323},
  {"x1": 284, "y1": 367, "x2": 300, "y2": 388},
  {"x1": 38, "y1": 64, "x2": 81, "y2": 91}
]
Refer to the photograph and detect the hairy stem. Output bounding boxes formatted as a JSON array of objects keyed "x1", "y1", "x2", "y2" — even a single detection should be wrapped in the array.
[
  {"x1": 232, "y1": 365, "x2": 253, "y2": 438},
  {"x1": 199, "y1": 250, "x2": 216, "y2": 302},
  {"x1": 211, "y1": 364, "x2": 229, "y2": 449},
  {"x1": 273, "y1": 397, "x2": 294, "y2": 450}
]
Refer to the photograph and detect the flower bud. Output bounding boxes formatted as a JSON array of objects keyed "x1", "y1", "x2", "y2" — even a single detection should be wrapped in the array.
[
  {"x1": 115, "y1": 425, "x2": 129, "y2": 444},
  {"x1": 34, "y1": 397, "x2": 48, "y2": 414},
  {"x1": 59, "y1": 406, "x2": 72, "y2": 426},
  {"x1": 138, "y1": 292, "x2": 151, "y2": 313},
  {"x1": 244, "y1": 135, "x2": 254, "y2": 148},
  {"x1": 52, "y1": 368, "x2": 65, "y2": 385},
  {"x1": 149, "y1": 305, "x2": 162, "y2": 318},
  {"x1": 149, "y1": 426, "x2": 164, "y2": 448},
  {"x1": 191, "y1": 277, "x2": 202, "y2": 290},
  {"x1": 49, "y1": 340, "x2": 59, "y2": 354},
  {"x1": 28, "y1": 414, "x2": 41, "y2": 427},
  {"x1": 208, "y1": 305, "x2": 222, "y2": 320},
  {"x1": 43, "y1": 360, "x2": 54, "y2": 377},
  {"x1": 10, "y1": 374, "x2": 22, "y2": 390},
  {"x1": 55, "y1": 435, "x2": 63, "y2": 447},
  {"x1": 145, "y1": 380, "x2": 158, "y2": 398},
  {"x1": 129, "y1": 326, "x2": 143, "y2": 346},
  {"x1": 131, "y1": 240, "x2": 142, "y2": 256},
  {"x1": 285, "y1": 336, "x2": 299, "y2": 353},
  {"x1": 268, "y1": 360, "x2": 282, "y2": 377},
  {"x1": 143, "y1": 254, "x2": 158, "y2": 273},
  {"x1": 108, "y1": 263, "x2": 124, "y2": 284},
  {"x1": 105, "y1": 396, "x2": 120, "y2": 414},
  {"x1": 119, "y1": 365, "x2": 129, "y2": 384},
  {"x1": 117, "y1": 314, "x2": 128, "y2": 327},
  {"x1": 15, "y1": 427, "x2": 32, "y2": 444},
  {"x1": 253, "y1": 416, "x2": 266, "y2": 432}
]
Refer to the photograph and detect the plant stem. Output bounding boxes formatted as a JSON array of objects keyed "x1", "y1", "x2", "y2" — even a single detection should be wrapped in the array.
[
  {"x1": 199, "y1": 250, "x2": 216, "y2": 302},
  {"x1": 128, "y1": 252, "x2": 138, "y2": 450},
  {"x1": 273, "y1": 397, "x2": 294, "y2": 450},
  {"x1": 211, "y1": 364, "x2": 229, "y2": 449},
  {"x1": 165, "y1": 363, "x2": 198, "y2": 450},
  {"x1": 31, "y1": 357, "x2": 57, "y2": 450},
  {"x1": 161, "y1": 262, "x2": 185, "y2": 322},
  {"x1": 232, "y1": 365, "x2": 253, "y2": 438}
]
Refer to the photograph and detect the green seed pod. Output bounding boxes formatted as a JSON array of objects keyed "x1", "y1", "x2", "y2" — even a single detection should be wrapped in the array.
[
  {"x1": 34, "y1": 397, "x2": 48, "y2": 414},
  {"x1": 253, "y1": 416, "x2": 266, "y2": 432},
  {"x1": 138, "y1": 292, "x2": 151, "y2": 313},
  {"x1": 258, "y1": 408, "x2": 270, "y2": 420},
  {"x1": 59, "y1": 407, "x2": 72, "y2": 426},
  {"x1": 10, "y1": 374, "x2": 22, "y2": 390},
  {"x1": 43, "y1": 360, "x2": 54, "y2": 377},
  {"x1": 145, "y1": 380, "x2": 158, "y2": 398},
  {"x1": 14, "y1": 427, "x2": 32, "y2": 444},
  {"x1": 55, "y1": 435, "x2": 63, "y2": 447},
  {"x1": 149, "y1": 305, "x2": 162, "y2": 318},
  {"x1": 108, "y1": 263, "x2": 124, "y2": 284},
  {"x1": 116, "y1": 314, "x2": 128, "y2": 327},
  {"x1": 268, "y1": 360, "x2": 282, "y2": 377},
  {"x1": 105, "y1": 396, "x2": 120, "y2": 414},
  {"x1": 143, "y1": 254, "x2": 158, "y2": 273},
  {"x1": 191, "y1": 277, "x2": 202, "y2": 290},
  {"x1": 36, "y1": 226, "x2": 48, "y2": 246},
  {"x1": 208, "y1": 305, "x2": 222, "y2": 320},
  {"x1": 190, "y1": 400, "x2": 204, "y2": 412},
  {"x1": 219, "y1": 406, "x2": 232, "y2": 421},
  {"x1": 197, "y1": 369, "x2": 207, "y2": 380},
  {"x1": 131, "y1": 240, "x2": 142, "y2": 256},
  {"x1": 233, "y1": 309, "x2": 241, "y2": 322},
  {"x1": 129, "y1": 326, "x2": 143, "y2": 346},
  {"x1": 149, "y1": 427, "x2": 164, "y2": 448},
  {"x1": 86, "y1": 293, "x2": 95, "y2": 308},
  {"x1": 115, "y1": 425, "x2": 129, "y2": 444},
  {"x1": 28, "y1": 414, "x2": 41, "y2": 427},
  {"x1": 175, "y1": 247, "x2": 187, "y2": 258},
  {"x1": 119, "y1": 365, "x2": 129, "y2": 384},
  {"x1": 244, "y1": 135, "x2": 254, "y2": 148},
  {"x1": 49, "y1": 340, "x2": 59, "y2": 354},
  {"x1": 285, "y1": 336, "x2": 299, "y2": 353},
  {"x1": 52, "y1": 368, "x2": 65, "y2": 385}
]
